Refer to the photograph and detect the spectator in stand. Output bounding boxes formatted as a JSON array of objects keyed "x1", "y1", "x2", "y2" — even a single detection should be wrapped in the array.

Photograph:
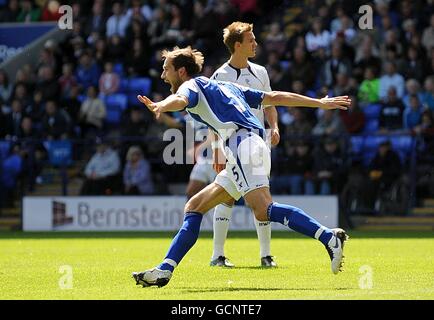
[
  {"x1": 367, "y1": 140, "x2": 402, "y2": 211},
  {"x1": 358, "y1": 67, "x2": 380, "y2": 106},
  {"x1": 271, "y1": 140, "x2": 315, "y2": 195},
  {"x1": 35, "y1": 66, "x2": 60, "y2": 103},
  {"x1": 25, "y1": 89, "x2": 45, "y2": 123},
  {"x1": 62, "y1": 85, "x2": 81, "y2": 126},
  {"x1": 106, "y1": 1, "x2": 130, "y2": 38},
  {"x1": 264, "y1": 22, "x2": 287, "y2": 57},
  {"x1": 320, "y1": 42, "x2": 352, "y2": 88},
  {"x1": 280, "y1": 107, "x2": 313, "y2": 149},
  {"x1": 333, "y1": 72, "x2": 352, "y2": 97},
  {"x1": 4, "y1": 99, "x2": 25, "y2": 139},
  {"x1": 17, "y1": 117, "x2": 46, "y2": 191},
  {"x1": 16, "y1": 0, "x2": 41, "y2": 22},
  {"x1": 123, "y1": 145, "x2": 154, "y2": 195},
  {"x1": 0, "y1": 106, "x2": 7, "y2": 138},
  {"x1": 313, "y1": 136, "x2": 348, "y2": 195},
  {"x1": 421, "y1": 75, "x2": 434, "y2": 111},
  {"x1": 41, "y1": 100, "x2": 70, "y2": 140},
  {"x1": 305, "y1": 18, "x2": 332, "y2": 54},
  {"x1": 125, "y1": 18, "x2": 149, "y2": 51},
  {"x1": 379, "y1": 61, "x2": 405, "y2": 101},
  {"x1": 36, "y1": 47, "x2": 57, "y2": 76},
  {"x1": 379, "y1": 86, "x2": 405, "y2": 133},
  {"x1": 106, "y1": 35, "x2": 125, "y2": 63},
  {"x1": 93, "y1": 38, "x2": 109, "y2": 68},
  {"x1": 125, "y1": 39, "x2": 150, "y2": 77},
  {"x1": 41, "y1": 0, "x2": 62, "y2": 22},
  {"x1": 289, "y1": 46, "x2": 316, "y2": 90},
  {"x1": 0, "y1": 70, "x2": 12, "y2": 104},
  {"x1": 403, "y1": 95, "x2": 423, "y2": 130},
  {"x1": 98, "y1": 61, "x2": 120, "y2": 96},
  {"x1": 403, "y1": 46, "x2": 426, "y2": 82},
  {"x1": 353, "y1": 35, "x2": 381, "y2": 82},
  {"x1": 340, "y1": 95, "x2": 365, "y2": 134},
  {"x1": 58, "y1": 63, "x2": 77, "y2": 100},
  {"x1": 312, "y1": 109, "x2": 346, "y2": 139},
  {"x1": 80, "y1": 138, "x2": 121, "y2": 195},
  {"x1": 120, "y1": 106, "x2": 151, "y2": 160},
  {"x1": 403, "y1": 79, "x2": 424, "y2": 110},
  {"x1": 414, "y1": 110, "x2": 434, "y2": 197},
  {"x1": 84, "y1": 1, "x2": 107, "y2": 37},
  {"x1": 1, "y1": 144, "x2": 23, "y2": 207},
  {"x1": 184, "y1": 0, "x2": 219, "y2": 57},
  {"x1": 0, "y1": 0, "x2": 19, "y2": 22},
  {"x1": 75, "y1": 52, "x2": 100, "y2": 91},
  {"x1": 79, "y1": 86, "x2": 106, "y2": 139},
  {"x1": 422, "y1": 14, "x2": 434, "y2": 53},
  {"x1": 11, "y1": 83, "x2": 31, "y2": 110}
]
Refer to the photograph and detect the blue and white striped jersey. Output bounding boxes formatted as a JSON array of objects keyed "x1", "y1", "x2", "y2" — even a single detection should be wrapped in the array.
[{"x1": 176, "y1": 76, "x2": 266, "y2": 142}]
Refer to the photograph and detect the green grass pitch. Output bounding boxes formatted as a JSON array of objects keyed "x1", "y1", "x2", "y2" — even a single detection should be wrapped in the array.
[{"x1": 1, "y1": 231, "x2": 433, "y2": 300}]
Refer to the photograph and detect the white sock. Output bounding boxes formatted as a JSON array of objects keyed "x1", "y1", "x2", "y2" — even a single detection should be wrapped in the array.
[
  {"x1": 254, "y1": 217, "x2": 271, "y2": 258},
  {"x1": 212, "y1": 204, "x2": 232, "y2": 260}
]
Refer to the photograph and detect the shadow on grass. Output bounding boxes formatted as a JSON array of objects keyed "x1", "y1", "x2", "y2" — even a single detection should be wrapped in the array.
[{"x1": 0, "y1": 230, "x2": 433, "y2": 239}]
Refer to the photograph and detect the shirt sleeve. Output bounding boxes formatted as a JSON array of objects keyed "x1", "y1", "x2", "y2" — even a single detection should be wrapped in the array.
[
  {"x1": 236, "y1": 84, "x2": 265, "y2": 109},
  {"x1": 176, "y1": 80, "x2": 199, "y2": 108}
]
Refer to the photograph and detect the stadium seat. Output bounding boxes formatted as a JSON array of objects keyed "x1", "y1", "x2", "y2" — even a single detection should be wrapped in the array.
[
  {"x1": 127, "y1": 77, "x2": 152, "y2": 106},
  {"x1": 362, "y1": 135, "x2": 387, "y2": 166},
  {"x1": 350, "y1": 136, "x2": 364, "y2": 155},
  {"x1": 105, "y1": 93, "x2": 128, "y2": 110},
  {"x1": 104, "y1": 94, "x2": 128, "y2": 124},
  {"x1": 128, "y1": 77, "x2": 152, "y2": 95},
  {"x1": 0, "y1": 140, "x2": 11, "y2": 160},
  {"x1": 362, "y1": 103, "x2": 381, "y2": 120},
  {"x1": 44, "y1": 140, "x2": 73, "y2": 167},
  {"x1": 119, "y1": 78, "x2": 129, "y2": 93},
  {"x1": 363, "y1": 119, "x2": 379, "y2": 134},
  {"x1": 113, "y1": 63, "x2": 124, "y2": 77},
  {"x1": 390, "y1": 135, "x2": 415, "y2": 163}
]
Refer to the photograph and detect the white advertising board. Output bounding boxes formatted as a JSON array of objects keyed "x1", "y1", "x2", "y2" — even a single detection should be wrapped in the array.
[{"x1": 23, "y1": 196, "x2": 338, "y2": 231}]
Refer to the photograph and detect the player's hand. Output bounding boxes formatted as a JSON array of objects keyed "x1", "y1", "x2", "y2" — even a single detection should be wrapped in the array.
[
  {"x1": 319, "y1": 95, "x2": 351, "y2": 110},
  {"x1": 137, "y1": 95, "x2": 162, "y2": 119},
  {"x1": 270, "y1": 127, "x2": 280, "y2": 146}
]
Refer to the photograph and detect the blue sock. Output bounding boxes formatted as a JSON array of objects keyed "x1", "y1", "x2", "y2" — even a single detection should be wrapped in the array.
[
  {"x1": 158, "y1": 212, "x2": 203, "y2": 272},
  {"x1": 267, "y1": 202, "x2": 333, "y2": 246}
]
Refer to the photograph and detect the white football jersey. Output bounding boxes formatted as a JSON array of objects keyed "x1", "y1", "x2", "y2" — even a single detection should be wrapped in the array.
[{"x1": 211, "y1": 61, "x2": 272, "y2": 126}]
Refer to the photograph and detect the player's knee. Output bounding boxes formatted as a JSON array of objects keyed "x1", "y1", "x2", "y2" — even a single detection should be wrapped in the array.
[
  {"x1": 224, "y1": 198, "x2": 235, "y2": 207},
  {"x1": 248, "y1": 202, "x2": 270, "y2": 222},
  {"x1": 185, "y1": 195, "x2": 206, "y2": 213}
]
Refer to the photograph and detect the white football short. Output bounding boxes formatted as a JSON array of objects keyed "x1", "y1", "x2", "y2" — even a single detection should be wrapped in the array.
[{"x1": 215, "y1": 130, "x2": 271, "y2": 200}]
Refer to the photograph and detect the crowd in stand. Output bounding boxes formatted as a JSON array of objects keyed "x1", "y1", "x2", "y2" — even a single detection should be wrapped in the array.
[{"x1": 1, "y1": 0, "x2": 434, "y2": 214}]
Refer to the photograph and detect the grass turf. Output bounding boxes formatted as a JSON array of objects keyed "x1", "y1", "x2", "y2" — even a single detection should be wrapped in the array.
[{"x1": 0, "y1": 231, "x2": 433, "y2": 300}]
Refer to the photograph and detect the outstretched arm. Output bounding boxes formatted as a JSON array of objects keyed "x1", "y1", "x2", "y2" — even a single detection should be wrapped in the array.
[
  {"x1": 262, "y1": 92, "x2": 350, "y2": 110},
  {"x1": 137, "y1": 94, "x2": 188, "y2": 119}
]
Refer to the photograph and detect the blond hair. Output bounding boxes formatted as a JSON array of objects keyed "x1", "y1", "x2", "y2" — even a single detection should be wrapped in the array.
[
  {"x1": 161, "y1": 46, "x2": 204, "y2": 76},
  {"x1": 223, "y1": 22, "x2": 253, "y2": 54}
]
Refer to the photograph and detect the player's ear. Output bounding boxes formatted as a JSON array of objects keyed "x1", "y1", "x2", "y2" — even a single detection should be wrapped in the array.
[{"x1": 178, "y1": 66, "x2": 187, "y2": 77}]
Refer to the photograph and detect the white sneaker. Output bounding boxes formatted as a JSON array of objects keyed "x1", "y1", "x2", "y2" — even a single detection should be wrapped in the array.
[
  {"x1": 132, "y1": 267, "x2": 172, "y2": 287},
  {"x1": 325, "y1": 228, "x2": 349, "y2": 274}
]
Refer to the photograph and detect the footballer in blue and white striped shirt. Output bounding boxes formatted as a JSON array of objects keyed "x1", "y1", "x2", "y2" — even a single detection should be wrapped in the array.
[{"x1": 133, "y1": 46, "x2": 350, "y2": 288}]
